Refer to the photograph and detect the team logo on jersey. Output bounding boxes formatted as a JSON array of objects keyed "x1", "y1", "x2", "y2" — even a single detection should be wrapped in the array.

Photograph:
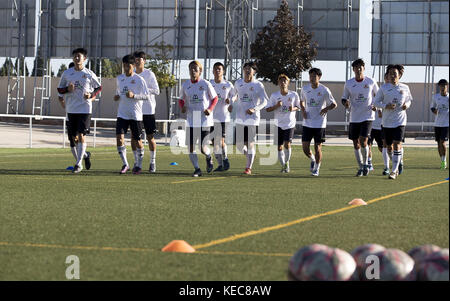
[
  {"x1": 131, "y1": 80, "x2": 136, "y2": 84},
  {"x1": 364, "y1": 84, "x2": 369, "y2": 89},
  {"x1": 309, "y1": 98, "x2": 318, "y2": 106},
  {"x1": 250, "y1": 87, "x2": 254, "y2": 92},
  {"x1": 122, "y1": 86, "x2": 129, "y2": 95},
  {"x1": 317, "y1": 92, "x2": 322, "y2": 96},
  {"x1": 192, "y1": 94, "x2": 199, "y2": 101},
  {"x1": 392, "y1": 97, "x2": 399, "y2": 104},
  {"x1": 82, "y1": 74, "x2": 87, "y2": 79},
  {"x1": 222, "y1": 86, "x2": 227, "y2": 90},
  {"x1": 199, "y1": 86, "x2": 205, "y2": 91},
  {"x1": 74, "y1": 81, "x2": 82, "y2": 90},
  {"x1": 400, "y1": 90, "x2": 404, "y2": 95}
]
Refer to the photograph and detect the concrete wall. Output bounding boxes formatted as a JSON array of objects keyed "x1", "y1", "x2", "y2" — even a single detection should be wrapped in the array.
[{"x1": 0, "y1": 77, "x2": 436, "y2": 127}]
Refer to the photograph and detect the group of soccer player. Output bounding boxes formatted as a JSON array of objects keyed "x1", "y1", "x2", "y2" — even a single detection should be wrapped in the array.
[{"x1": 57, "y1": 48, "x2": 449, "y2": 179}]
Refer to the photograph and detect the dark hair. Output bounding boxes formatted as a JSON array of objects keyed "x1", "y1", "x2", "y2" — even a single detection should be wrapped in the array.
[
  {"x1": 72, "y1": 48, "x2": 88, "y2": 57},
  {"x1": 351, "y1": 58, "x2": 365, "y2": 68},
  {"x1": 437, "y1": 79, "x2": 449, "y2": 86},
  {"x1": 386, "y1": 64, "x2": 404, "y2": 78},
  {"x1": 122, "y1": 54, "x2": 135, "y2": 65},
  {"x1": 243, "y1": 61, "x2": 257, "y2": 72},
  {"x1": 309, "y1": 68, "x2": 322, "y2": 77},
  {"x1": 68, "y1": 62, "x2": 75, "y2": 68},
  {"x1": 213, "y1": 62, "x2": 225, "y2": 71},
  {"x1": 133, "y1": 50, "x2": 146, "y2": 59}
]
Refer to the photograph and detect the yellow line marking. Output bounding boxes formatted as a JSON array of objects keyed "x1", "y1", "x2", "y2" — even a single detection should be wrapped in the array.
[
  {"x1": 172, "y1": 176, "x2": 237, "y2": 184},
  {"x1": 192, "y1": 180, "x2": 448, "y2": 250},
  {"x1": 0, "y1": 241, "x2": 290, "y2": 257}
]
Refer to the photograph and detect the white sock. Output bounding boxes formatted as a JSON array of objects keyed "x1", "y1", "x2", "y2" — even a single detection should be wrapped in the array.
[
  {"x1": 242, "y1": 145, "x2": 248, "y2": 155},
  {"x1": 314, "y1": 162, "x2": 321, "y2": 171},
  {"x1": 246, "y1": 147, "x2": 255, "y2": 169},
  {"x1": 117, "y1": 145, "x2": 129, "y2": 166},
  {"x1": 189, "y1": 153, "x2": 200, "y2": 169},
  {"x1": 136, "y1": 148, "x2": 144, "y2": 168},
  {"x1": 132, "y1": 150, "x2": 138, "y2": 166},
  {"x1": 382, "y1": 148, "x2": 390, "y2": 169},
  {"x1": 222, "y1": 144, "x2": 228, "y2": 159},
  {"x1": 441, "y1": 155, "x2": 446, "y2": 162},
  {"x1": 284, "y1": 148, "x2": 292, "y2": 163},
  {"x1": 76, "y1": 143, "x2": 87, "y2": 167},
  {"x1": 361, "y1": 146, "x2": 369, "y2": 166},
  {"x1": 150, "y1": 150, "x2": 156, "y2": 164},
  {"x1": 278, "y1": 150, "x2": 286, "y2": 166},
  {"x1": 392, "y1": 150, "x2": 402, "y2": 173},
  {"x1": 310, "y1": 155, "x2": 316, "y2": 163},
  {"x1": 388, "y1": 151, "x2": 393, "y2": 161},
  {"x1": 400, "y1": 148, "x2": 404, "y2": 164},
  {"x1": 354, "y1": 149, "x2": 363, "y2": 169},
  {"x1": 71, "y1": 147, "x2": 78, "y2": 161}
]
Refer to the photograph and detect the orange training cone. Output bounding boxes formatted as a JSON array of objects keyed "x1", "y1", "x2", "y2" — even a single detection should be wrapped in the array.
[
  {"x1": 348, "y1": 198, "x2": 367, "y2": 206},
  {"x1": 161, "y1": 240, "x2": 196, "y2": 253}
]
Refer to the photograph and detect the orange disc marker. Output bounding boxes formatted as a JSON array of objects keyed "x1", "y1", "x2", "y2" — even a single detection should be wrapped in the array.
[
  {"x1": 161, "y1": 240, "x2": 196, "y2": 253},
  {"x1": 348, "y1": 198, "x2": 367, "y2": 206}
]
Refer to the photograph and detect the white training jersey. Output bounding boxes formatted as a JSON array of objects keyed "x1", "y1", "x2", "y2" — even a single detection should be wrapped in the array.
[
  {"x1": 372, "y1": 108, "x2": 383, "y2": 130},
  {"x1": 268, "y1": 90, "x2": 300, "y2": 130},
  {"x1": 234, "y1": 78, "x2": 269, "y2": 126},
  {"x1": 116, "y1": 73, "x2": 149, "y2": 121},
  {"x1": 373, "y1": 83, "x2": 412, "y2": 128},
  {"x1": 58, "y1": 67, "x2": 101, "y2": 114},
  {"x1": 136, "y1": 68, "x2": 160, "y2": 115},
  {"x1": 342, "y1": 77, "x2": 379, "y2": 123},
  {"x1": 300, "y1": 84, "x2": 336, "y2": 129},
  {"x1": 181, "y1": 78, "x2": 217, "y2": 128},
  {"x1": 430, "y1": 93, "x2": 449, "y2": 127},
  {"x1": 210, "y1": 79, "x2": 235, "y2": 123}
]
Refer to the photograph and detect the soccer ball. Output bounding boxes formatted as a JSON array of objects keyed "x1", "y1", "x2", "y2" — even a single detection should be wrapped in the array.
[
  {"x1": 373, "y1": 248, "x2": 415, "y2": 281},
  {"x1": 288, "y1": 244, "x2": 356, "y2": 281},
  {"x1": 412, "y1": 249, "x2": 449, "y2": 281},
  {"x1": 350, "y1": 243, "x2": 386, "y2": 281},
  {"x1": 407, "y1": 244, "x2": 441, "y2": 263}
]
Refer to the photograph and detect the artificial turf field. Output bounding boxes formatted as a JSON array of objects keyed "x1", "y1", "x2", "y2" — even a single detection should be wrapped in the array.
[{"x1": 0, "y1": 145, "x2": 448, "y2": 280}]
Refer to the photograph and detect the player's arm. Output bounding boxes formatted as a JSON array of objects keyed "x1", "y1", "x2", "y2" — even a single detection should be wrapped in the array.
[
  {"x1": 129, "y1": 79, "x2": 150, "y2": 100},
  {"x1": 430, "y1": 96, "x2": 437, "y2": 115},
  {"x1": 179, "y1": 87, "x2": 187, "y2": 113},
  {"x1": 266, "y1": 94, "x2": 281, "y2": 112},
  {"x1": 401, "y1": 87, "x2": 412, "y2": 110},
  {"x1": 289, "y1": 94, "x2": 301, "y2": 112},
  {"x1": 204, "y1": 84, "x2": 218, "y2": 116},
  {"x1": 114, "y1": 78, "x2": 121, "y2": 101},
  {"x1": 341, "y1": 84, "x2": 350, "y2": 108},
  {"x1": 248, "y1": 86, "x2": 268, "y2": 114},
  {"x1": 58, "y1": 96, "x2": 65, "y2": 109},
  {"x1": 373, "y1": 88, "x2": 388, "y2": 109},
  {"x1": 299, "y1": 91, "x2": 307, "y2": 119},
  {"x1": 57, "y1": 73, "x2": 73, "y2": 94},
  {"x1": 320, "y1": 89, "x2": 337, "y2": 116},
  {"x1": 148, "y1": 72, "x2": 160, "y2": 96}
]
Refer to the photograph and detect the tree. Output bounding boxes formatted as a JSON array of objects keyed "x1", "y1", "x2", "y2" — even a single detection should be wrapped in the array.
[
  {"x1": 57, "y1": 64, "x2": 68, "y2": 77},
  {"x1": 145, "y1": 42, "x2": 178, "y2": 119},
  {"x1": 92, "y1": 58, "x2": 122, "y2": 78},
  {"x1": 0, "y1": 58, "x2": 15, "y2": 76},
  {"x1": 250, "y1": 0, "x2": 318, "y2": 85},
  {"x1": 15, "y1": 58, "x2": 29, "y2": 77}
]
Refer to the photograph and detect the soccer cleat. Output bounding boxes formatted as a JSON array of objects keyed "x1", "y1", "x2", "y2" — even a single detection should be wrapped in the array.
[
  {"x1": 355, "y1": 169, "x2": 363, "y2": 177},
  {"x1": 214, "y1": 165, "x2": 224, "y2": 172},
  {"x1": 382, "y1": 168, "x2": 390, "y2": 176},
  {"x1": 72, "y1": 165, "x2": 82, "y2": 173},
  {"x1": 310, "y1": 161, "x2": 315, "y2": 172},
  {"x1": 84, "y1": 151, "x2": 91, "y2": 170},
  {"x1": 440, "y1": 161, "x2": 447, "y2": 170},
  {"x1": 132, "y1": 166, "x2": 142, "y2": 175},
  {"x1": 363, "y1": 165, "x2": 369, "y2": 176},
  {"x1": 243, "y1": 168, "x2": 252, "y2": 175},
  {"x1": 398, "y1": 162, "x2": 403, "y2": 175},
  {"x1": 388, "y1": 171, "x2": 398, "y2": 180},
  {"x1": 120, "y1": 165, "x2": 129, "y2": 174},
  {"x1": 206, "y1": 156, "x2": 214, "y2": 173},
  {"x1": 368, "y1": 163, "x2": 374, "y2": 171},
  {"x1": 311, "y1": 169, "x2": 320, "y2": 177},
  {"x1": 192, "y1": 168, "x2": 202, "y2": 177},
  {"x1": 149, "y1": 162, "x2": 156, "y2": 173},
  {"x1": 223, "y1": 158, "x2": 230, "y2": 171},
  {"x1": 284, "y1": 163, "x2": 290, "y2": 173}
]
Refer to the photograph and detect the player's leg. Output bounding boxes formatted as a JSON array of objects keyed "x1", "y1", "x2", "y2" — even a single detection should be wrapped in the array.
[
  {"x1": 350, "y1": 123, "x2": 363, "y2": 175},
  {"x1": 67, "y1": 117, "x2": 78, "y2": 161},
  {"x1": 302, "y1": 126, "x2": 315, "y2": 172},
  {"x1": 130, "y1": 120, "x2": 144, "y2": 174},
  {"x1": 277, "y1": 127, "x2": 286, "y2": 171},
  {"x1": 143, "y1": 115, "x2": 157, "y2": 173},
  {"x1": 187, "y1": 127, "x2": 201, "y2": 177},
  {"x1": 389, "y1": 127, "x2": 404, "y2": 179},
  {"x1": 212, "y1": 123, "x2": 224, "y2": 171},
  {"x1": 200, "y1": 128, "x2": 214, "y2": 173},
  {"x1": 221, "y1": 123, "x2": 230, "y2": 171},
  {"x1": 360, "y1": 135, "x2": 370, "y2": 176},
  {"x1": 244, "y1": 126, "x2": 257, "y2": 175},
  {"x1": 312, "y1": 142, "x2": 322, "y2": 176},
  {"x1": 283, "y1": 139, "x2": 292, "y2": 173},
  {"x1": 73, "y1": 114, "x2": 90, "y2": 173},
  {"x1": 116, "y1": 118, "x2": 130, "y2": 174}
]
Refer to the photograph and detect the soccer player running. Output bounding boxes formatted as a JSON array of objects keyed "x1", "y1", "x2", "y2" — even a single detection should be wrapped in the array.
[
  {"x1": 179, "y1": 61, "x2": 218, "y2": 177},
  {"x1": 341, "y1": 59, "x2": 379, "y2": 177},
  {"x1": 374, "y1": 64, "x2": 412, "y2": 180},
  {"x1": 114, "y1": 54, "x2": 150, "y2": 175},
  {"x1": 232, "y1": 61, "x2": 269, "y2": 175},
  {"x1": 57, "y1": 48, "x2": 102, "y2": 173},
  {"x1": 300, "y1": 68, "x2": 337, "y2": 177},
  {"x1": 133, "y1": 51, "x2": 160, "y2": 173},
  {"x1": 430, "y1": 79, "x2": 449, "y2": 169},
  {"x1": 210, "y1": 62, "x2": 236, "y2": 172},
  {"x1": 266, "y1": 74, "x2": 300, "y2": 173}
]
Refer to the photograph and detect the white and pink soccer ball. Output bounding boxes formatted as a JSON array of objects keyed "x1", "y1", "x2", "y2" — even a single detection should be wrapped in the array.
[
  {"x1": 372, "y1": 248, "x2": 415, "y2": 281},
  {"x1": 288, "y1": 244, "x2": 356, "y2": 281},
  {"x1": 350, "y1": 243, "x2": 387, "y2": 281},
  {"x1": 410, "y1": 248, "x2": 449, "y2": 281}
]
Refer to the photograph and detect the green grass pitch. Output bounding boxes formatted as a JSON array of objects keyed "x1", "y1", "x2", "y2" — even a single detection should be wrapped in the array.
[{"x1": 0, "y1": 145, "x2": 448, "y2": 280}]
